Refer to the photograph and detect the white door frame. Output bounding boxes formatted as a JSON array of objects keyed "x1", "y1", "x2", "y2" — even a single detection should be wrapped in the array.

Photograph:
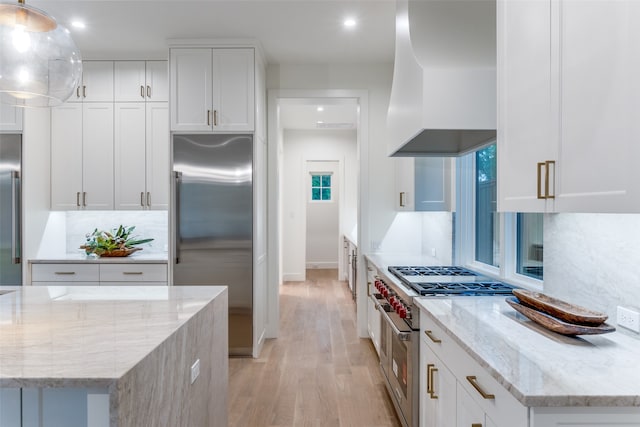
[{"x1": 267, "y1": 89, "x2": 369, "y2": 338}]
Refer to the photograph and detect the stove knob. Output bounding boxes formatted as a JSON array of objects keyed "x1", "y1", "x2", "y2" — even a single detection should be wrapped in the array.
[
  {"x1": 382, "y1": 288, "x2": 388, "y2": 297},
  {"x1": 398, "y1": 307, "x2": 407, "y2": 318},
  {"x1": 389, "y1": 296, "x2": 396, "y2": 306},
  {"x1": 392, "y1": 300, "x2": 400, "y2": 310}
]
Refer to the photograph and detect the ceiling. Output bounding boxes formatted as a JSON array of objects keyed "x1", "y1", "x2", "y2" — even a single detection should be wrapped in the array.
[{"x1": 29, "y1": 0, "x2": 397, "y2": 64}]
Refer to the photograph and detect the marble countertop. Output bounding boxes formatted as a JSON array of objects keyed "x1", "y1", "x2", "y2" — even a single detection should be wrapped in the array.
[
  {"x1": 0, "y1": 285, "x2": 225, "y2": 388},
  {"x1": 415, "y1": 297, "x2": 640, "y2": 407},
  {"x1": 29, "y1": 252, "x2": 168, "y2": 264}
]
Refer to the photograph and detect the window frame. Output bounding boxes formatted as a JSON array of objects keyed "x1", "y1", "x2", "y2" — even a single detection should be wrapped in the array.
[
  {"x1": 455, "y1": 148, "x2": 543, "y2": 291},
  {"x1": 309, "y1": 172, "x2": 334, "y2": 203}
]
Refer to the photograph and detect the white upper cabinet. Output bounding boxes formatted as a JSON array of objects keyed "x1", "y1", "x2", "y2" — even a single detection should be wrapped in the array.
[
  {"x1": 69, "y1": 61, "x2": 114, "y2": 103},
  {"x1": 114, "y1": 61, "x2": 168, "y2": 102},
  {"x1": 51, "y1": 104, "x2": 83, "y2": 210},
  {"x1": 81, "y1": 103, "x2": 115, "y2": 209},
  {"x1": 170, "y1": 47, "x2": 255, "y2": 132},
  {"x1": 145, "y1": 102, "x2": 169, "y2": 209},
  {"x1": 498, "y1": 0, "x2": 640, "y2": 213},
  {"x1": 0, "y1": 104, "x2": 23, "y2": 132},
  {"x1": 395, "y1": 157, "x2": 454, "y2": 212}
]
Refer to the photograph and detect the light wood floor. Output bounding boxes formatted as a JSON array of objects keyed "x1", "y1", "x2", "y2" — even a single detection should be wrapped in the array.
[{"x1": 229, "y1": 269, "x2": 401, "y2": 427}]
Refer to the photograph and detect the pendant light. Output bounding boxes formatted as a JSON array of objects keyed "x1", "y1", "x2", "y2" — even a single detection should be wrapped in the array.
[{"x1": 0, "y1": 0, "x2": 82, "y2": 107}]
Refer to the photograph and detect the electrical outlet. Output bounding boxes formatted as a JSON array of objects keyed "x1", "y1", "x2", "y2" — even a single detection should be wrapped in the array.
[
  {"x1": 617, "y1": 306, "x2": 640, "y2": 333},
  {"x1": 190, "y1": 359, "x2": 200, "y2": 384},
  {"x1": 371, "y1": 241, "x2": 381, "y2": 251},
  {"x1": 430, "y1": 248, "x2": 437, "y2": 257}
]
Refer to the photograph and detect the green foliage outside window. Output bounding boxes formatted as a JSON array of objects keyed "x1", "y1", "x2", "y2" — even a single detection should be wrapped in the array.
[{"x1": 311, "y1": 174, "x2": 331, "y2": 201}]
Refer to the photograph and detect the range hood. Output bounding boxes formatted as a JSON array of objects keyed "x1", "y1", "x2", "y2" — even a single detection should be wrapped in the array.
[{"x1": 387, "y1": 0, "x2": 497, "y2": 157}]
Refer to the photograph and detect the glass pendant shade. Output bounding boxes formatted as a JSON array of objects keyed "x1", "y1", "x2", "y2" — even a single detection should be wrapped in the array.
[{"x1": 0, "y1": 0, "x2": 82, "y2": 107}]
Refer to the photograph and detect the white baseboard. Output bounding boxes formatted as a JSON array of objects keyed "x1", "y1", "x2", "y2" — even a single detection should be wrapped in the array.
[
  {"x1": 283, "y1": 273, "x2": 305, "y2": 282},
  {"x1": 305, "y1": 262, "x2": 338, "y2": 269}
]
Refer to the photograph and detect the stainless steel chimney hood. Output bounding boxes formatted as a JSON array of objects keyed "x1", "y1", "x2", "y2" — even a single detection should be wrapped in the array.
[{"x1": 387, "y1": 0, "x2": 497, "y2": 157}]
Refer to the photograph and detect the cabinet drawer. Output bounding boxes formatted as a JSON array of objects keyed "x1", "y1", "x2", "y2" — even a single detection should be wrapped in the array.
[
  {"x1": 31, "y1": 264, "x2": 100, "y2": 282},
  {"x1": 99, "y1": 264, "x2": 167, "y2": 282},
  {"x1": 420, "y1": 313, "x2": 451, "y2": 359},
  {"x1": 100, "y1": 282, "x2": 167, "y2": 286}
]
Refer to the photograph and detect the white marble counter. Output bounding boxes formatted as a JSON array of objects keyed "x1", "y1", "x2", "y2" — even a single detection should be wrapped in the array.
[
  {"x1": 415, "y1": 297, "x2": 640, "y2": 407},
  {"x1": 29, "y1": 252, "x2": 168, "y2": 264},
  {"x1": 0, "y1": 285, "x2": 222, "y2": 387}
]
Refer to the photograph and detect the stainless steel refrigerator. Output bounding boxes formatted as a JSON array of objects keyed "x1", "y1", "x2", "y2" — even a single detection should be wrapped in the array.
[
  {"x1": 0, "y1": 134, "x2": 21, "y2": 285},
  {"x1": 172, "y1": 134, "x2": 253, "y2": 356}
]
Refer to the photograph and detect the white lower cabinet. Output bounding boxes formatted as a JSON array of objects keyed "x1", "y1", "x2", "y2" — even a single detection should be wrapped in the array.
[
  {"x1": 420, "y1": 339, "x2": 456, "y2": 427},
  {"x1": 31, "y1": 263, "x2": 167, "y2": 286},
  {"x1": 530, "y1": 408, "x2": 640, "y2": 427},
  {"x1": 365, "y1": 260, "x2": 381, "y2": 356}
]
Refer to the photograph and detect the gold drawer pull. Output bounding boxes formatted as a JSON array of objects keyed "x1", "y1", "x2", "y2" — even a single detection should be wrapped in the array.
[
  {"x1": 427, "y1": 364, "x2": 438, "y2": 399},
  {"x1": 472, "y1": 424, "x2": 483, "y2": 427},
  {"x1": 54, "y1": 272, "x2": 76, "y2": 275},
  {"x1": 466, "y1": 376, "x2": 495, "y2": 400},
  {"x1": 424, "y1": 330, "x2": 442, "y2": 343},
  {"x1": 123, "y1": 272, "x2": 143, "y2": 275}
]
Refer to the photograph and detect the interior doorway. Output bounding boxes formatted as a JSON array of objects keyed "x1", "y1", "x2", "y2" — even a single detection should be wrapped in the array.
[{"x1": 268, "y1": 91, "x2": 367, "y2": 339}]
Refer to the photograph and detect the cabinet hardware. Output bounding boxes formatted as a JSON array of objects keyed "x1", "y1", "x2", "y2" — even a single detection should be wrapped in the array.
[
  {"x1": 214, "y1": 110, "x2": 218, "y2": 126},
  {"x1": 545, "y1": 160, "x2": 555, "y2": 199},
  {"x1": 537, "y1": 162, "x2": 545, "y2": 199},
  {"x1": 399, "y1": 191, "x2": 406, "y2": 207},
  {"x1": 147, "y1": 85, "x2": 151, "y2": 98},
  {"x1": 427, "y1": 364, "x2": 438, "y2": 399},
  {"x1": 76, "y1": 192, "x2": 81, "y2": 207},
  {"x1": 55, "y1": 272, "x2": 76, "y2": 275},
  {"x1": 466, "y1": 376, "x2": 495, "y2": 399},
  {"x1": 140, "y1": 85, "x2": 144, "y2": 98},
  {"x1": 147, "y1": 192, "x2": 151, "y2": 207},
  {"x1": 472, "y1": 424, "x2": 483, "y2": 427},
  {"x1": 123, "y1": 272, "x2": 143, "y2": 275},
  {"x1": 140, "y1": 192, "x2": 145, "y2": 207},
  {"x1": 76, "y1": 86, "x2": 80, "y2": 98},
  {"x1": 82, "y1": 192, "x2": 87, "y2": 207},
  {"x1": 424, "y1": 330, "x2": 442, "y2": 343},
  {"x1": 83, "y1": 85, "x2": 86, "y2": 98},
  {"x1": 207, "y1": 110, "x2": 211, "y2": 126},
  {"x1": 367, "y1": 282, "x2": 372, "y2": 296}
]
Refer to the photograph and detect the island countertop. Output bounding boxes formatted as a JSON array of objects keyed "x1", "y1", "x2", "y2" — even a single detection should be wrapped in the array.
[
  {"x1": 29, "y1": 252, "x2": 168, "y2": 264},
  {"x1": 0, "y1": 285, "x2": 224, "y2": 388},
  {"x1": 415, "y1": 296, "x2": 640, "y2": 407}
]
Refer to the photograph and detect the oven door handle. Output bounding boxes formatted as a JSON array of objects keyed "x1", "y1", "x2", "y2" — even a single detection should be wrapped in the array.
[{"x1": 378, "y1": 304, "x2": 411, "y2": 341}]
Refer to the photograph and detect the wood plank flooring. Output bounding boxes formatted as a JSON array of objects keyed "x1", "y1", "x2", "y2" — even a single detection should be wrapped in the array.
[{"x1": 229, "y1": 269, "x2": 401, "y2": 427}]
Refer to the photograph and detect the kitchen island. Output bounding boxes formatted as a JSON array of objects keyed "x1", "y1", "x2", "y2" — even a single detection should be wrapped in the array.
[{"x1": 0, "y1": 285, "x2": 228, "y2": 427}]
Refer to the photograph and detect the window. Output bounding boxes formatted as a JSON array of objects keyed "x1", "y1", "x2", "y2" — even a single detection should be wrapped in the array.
[
  {"x1": 456, "y1": 143, "x2": 544, "y2": 285},
  {"x1": 311, "y1": 174, "x2": 332, "y2": 201}
]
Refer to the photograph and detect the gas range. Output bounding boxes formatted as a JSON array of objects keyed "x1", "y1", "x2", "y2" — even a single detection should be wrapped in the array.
[{"x1": 388, "y1": 265, "x2": 517, "y2": 296}]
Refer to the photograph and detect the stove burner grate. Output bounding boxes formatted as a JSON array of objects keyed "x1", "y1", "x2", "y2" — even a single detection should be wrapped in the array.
[{"x1": 389, "y1": 266, "x2": 479, "y2": 277}]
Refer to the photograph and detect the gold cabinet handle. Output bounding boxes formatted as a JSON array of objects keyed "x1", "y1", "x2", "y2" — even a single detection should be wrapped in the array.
[
  {"x1": 472, "y1": 424, "x2": 483, "y2": 427},
  {"x1": 399, "y1": 192, "x2": 406, "y2": 207},
  {"x1": 82, "y1": 192, "x2": 87, "y2": 207},
  {"x1": 545, "y1": 160, "x2": 555, "y2": 199},
  {"x1": 466, "y1": 376, "x2": 495, "y2": 400},
  {"x1": 55, "y1": 272, "x2": 76, "y2": 275},
  {"x1": 427, "y1": 364, "x2": 438, "y2": 399},
  {"x1": 140, "y1": 85, "x2": 144, "y2": 98},
  {"x1": 83, "y1": 85, "x2": 87, "y2": 98},
  {"x1": 123, "y1": 272, "x2": 143, "y2": 275},
  {"x1": 147, "y1": 85, "x2": 151, "y2": 98},
  {"x1": 76, "y1": 192, "x2": 81, "y2": 207},
  {"x1": 214, "y1": 110, "x2": 218, "y2": 126},
  {"x1": 140, "y1": 192, "x2": 145, "y2": 207},
  {"x1": 146, "y1": 192, "x2": 151, "y2": 207},
  {"x1": 207, "y1": 110, "x2": 211, "y2": 126},
  {"x1": 424, "y1": 330, "x2": 442, "y2": 343},
  {"x1": 537, "y1": 162, "x2": 546, "y2": 199},
  {"x1": 367, "y1": 281, "x2": 372, "y2": 296}
]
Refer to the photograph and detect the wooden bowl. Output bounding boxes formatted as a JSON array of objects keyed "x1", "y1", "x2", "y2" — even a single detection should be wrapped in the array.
[{"x1": 512, "y1": 289, "x2": 608, "y2": 326}]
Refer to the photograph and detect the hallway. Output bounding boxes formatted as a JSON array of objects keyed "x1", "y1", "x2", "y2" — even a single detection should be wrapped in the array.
[{"x1": 228, "y1": 269, "x2": 401, "y2": 427}]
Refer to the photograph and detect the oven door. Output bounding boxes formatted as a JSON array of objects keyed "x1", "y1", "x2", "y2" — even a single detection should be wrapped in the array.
[{"x1": 378, "y1": 305, "x2": 414, "y2": 427}]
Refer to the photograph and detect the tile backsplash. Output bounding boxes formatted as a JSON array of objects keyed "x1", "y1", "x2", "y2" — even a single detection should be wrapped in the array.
[
  {"x1": 66, "y1": 211, "x2": 168, "y2": 254},
  {"x1": 544, "y1": 213, "x2": 640, "y2": 336}
]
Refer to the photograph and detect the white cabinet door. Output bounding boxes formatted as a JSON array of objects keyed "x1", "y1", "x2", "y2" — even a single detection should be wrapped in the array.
[
  {"x1": 114, "y1": 61, "x2": 146, "y2": 102},
  {"x1": 531, "y1": 407, "x2": 640, "y2": 427},
  {"x1": 456, "y1": 384, "x2": 487, "y2": 427},
  {"x1": 555, "y1": 1, "x2": 640, "y2": 212},
  {"x1": 420, "y1": 340, "x2": 456, "y2": 427},
  {"x1": 395, "y1": 158, "x2": 415, "y2": 211},
  {"x1": 0, "y1": 104, "x2": 23, "y2": 131},
  {"x1": 212, "y1": 48, "x2": 255, "y2": 131},
  {"x1": 170, "y1": 48, "x2": 213, "y2": 131},
  {"x1": 0, "y1": 388, "x2": 21, "y2": 427},
  {"x1": 497, "y1": 0, "x2": 555, "y2": 213},
  {"x1": 81, "y1": 61, "x2": 114, "y2": 102},
  {"x1": 395, "y1": 157, "x2": 453, "y2": 211},
  {"x1": 51, "y1": 104, "x2": 83, "y2": 210},
  {"x1": 146, "y1": 102, "x2": 169, "y2": 209},
  {"x1": 82, "y1": 103, "x2": 114, "y2": 209},
  {"x1": 146, "y1": 61, "x2": 168, "y2": 102},
  {"x1": 114, "y1": 103, "x2": 146, "y2": 210}
]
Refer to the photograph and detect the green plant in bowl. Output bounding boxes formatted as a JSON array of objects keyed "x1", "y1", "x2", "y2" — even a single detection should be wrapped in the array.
[{"x1": 81, "y1": 225, "x2": 154, "y2": 257}]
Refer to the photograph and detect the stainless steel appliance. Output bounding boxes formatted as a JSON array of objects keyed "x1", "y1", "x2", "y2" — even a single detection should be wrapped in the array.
[
  {"x1": 373, "y1": 265, "x2": 517, "y2": 427},
  {"x1": 0, "y1": 134, "x2": 21, "y2": 285},
  {"x1": 172, "y1": 134, "x2": 253, "y2": 356}
]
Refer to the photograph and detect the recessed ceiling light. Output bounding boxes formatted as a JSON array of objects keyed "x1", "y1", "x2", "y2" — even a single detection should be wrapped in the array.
[
  {"x1": 317, "y1": 106, "x2": 324, "y2": 112},
  {"x1": 71, "y1": 21, "x2": 86, "y2": 29},
  {"x1": 317, "y1": 121, "x2": 324, "y2": 124},
  {"x1": 344, "y1": 18, "x2": 357, "y2": 29}
]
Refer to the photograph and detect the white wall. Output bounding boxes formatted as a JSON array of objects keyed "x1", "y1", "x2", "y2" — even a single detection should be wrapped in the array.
[
  {"x1": 268, "y1": 63, "x2": 394, "y2": 337},
  {"x1": 544, "y1": 213, "x2": 640, "y2": 338},
  {"x1": 281, "y1": 129, "x2": 357, "y2": 280}
]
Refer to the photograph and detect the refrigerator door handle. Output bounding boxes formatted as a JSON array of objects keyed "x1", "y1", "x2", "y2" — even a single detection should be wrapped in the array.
[
  {"x1": 174, "y1": 171, "x2": 182, "y2": 264},
  {"x1": 11, "y1": 171, "x2": 20, "y2": 264}
]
